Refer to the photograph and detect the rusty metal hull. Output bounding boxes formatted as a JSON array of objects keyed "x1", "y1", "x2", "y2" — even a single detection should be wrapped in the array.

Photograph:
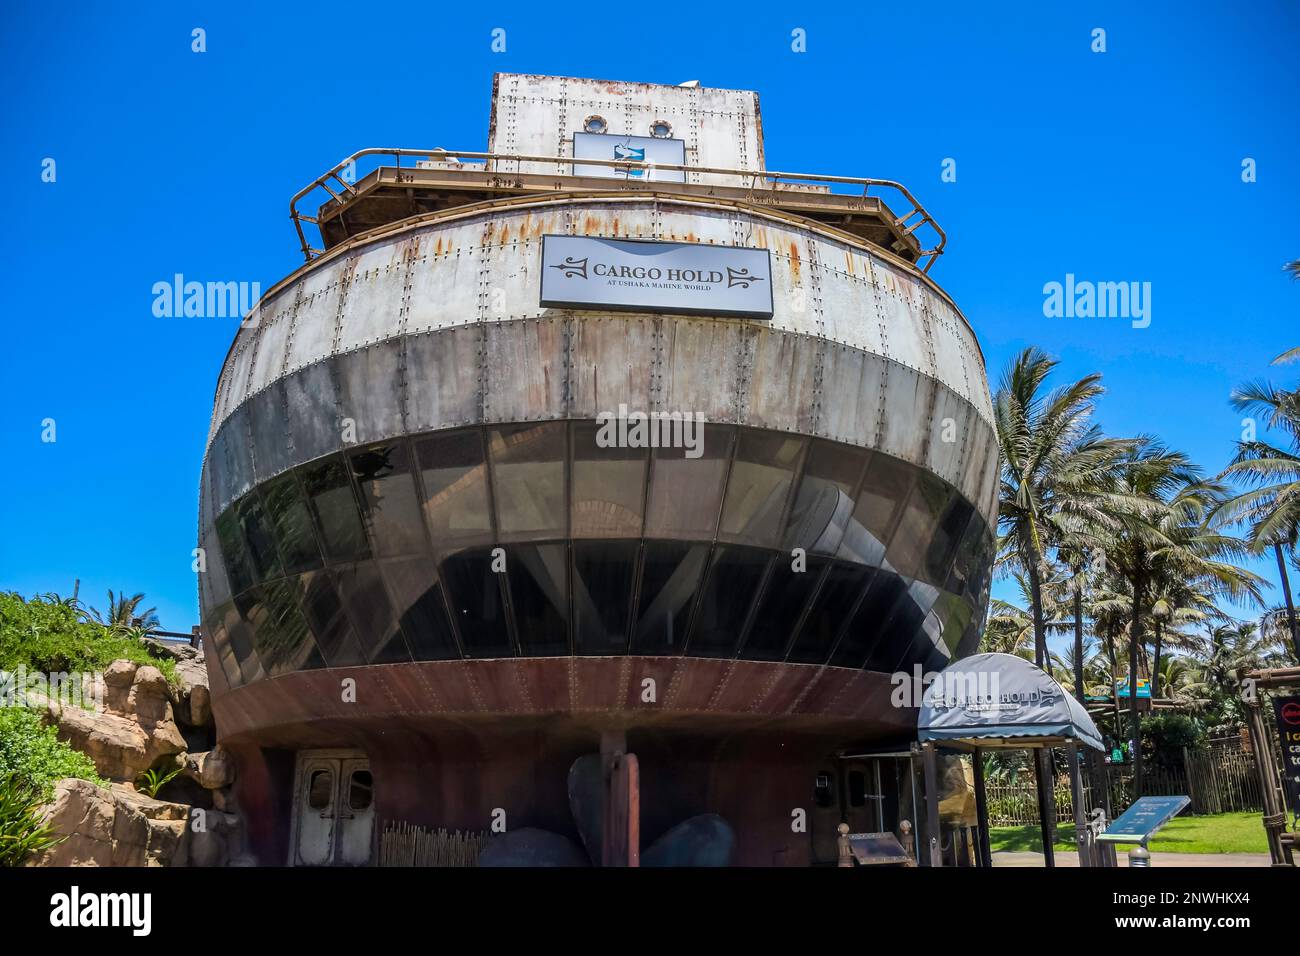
[{"x1": 198, "y1": 191, "x2": 996, "y2": 865}]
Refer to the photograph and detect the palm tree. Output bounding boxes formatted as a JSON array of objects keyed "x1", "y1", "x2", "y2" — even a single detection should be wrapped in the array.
[
  {"x1": 1106, "y1": 443, "x2": 1265, "y2": 788},
  {"x1": 994, "y1": 347, "x2": 1130, "y2": 669},
  {"x1": 90, "y1": 590, "x2": 160, "y2": 631},
  {"x1": 1217, "y1": 370, "x2": 1300, "y2": 661}
]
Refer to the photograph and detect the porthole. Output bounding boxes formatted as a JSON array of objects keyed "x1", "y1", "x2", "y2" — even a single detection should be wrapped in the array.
[
  {"x1": 649, "y1": 119, "x2": 673, "y2": 139},
  {"x1": 583, "y1": 114, "x2": 607, "y2": 134}
]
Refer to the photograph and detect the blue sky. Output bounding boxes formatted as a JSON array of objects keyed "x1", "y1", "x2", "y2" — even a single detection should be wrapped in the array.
[{"x1": 1, "y1": 2, "x2": 1297, "y2": 653}]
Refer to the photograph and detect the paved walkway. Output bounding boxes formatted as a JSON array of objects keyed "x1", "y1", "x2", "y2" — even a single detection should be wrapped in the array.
[{"x1": 993, "y1": 850, "x2": 1271, "y2": 867}]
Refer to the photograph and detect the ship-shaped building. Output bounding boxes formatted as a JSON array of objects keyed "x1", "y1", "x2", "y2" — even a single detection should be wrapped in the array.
[{"x1": 198, "y1": 74, "x2": 996, "y2": 866}]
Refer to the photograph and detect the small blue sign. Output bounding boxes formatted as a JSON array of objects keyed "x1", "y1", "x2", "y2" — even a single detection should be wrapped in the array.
[{"x1": 1096, "y1": 795, "x2": 1190, "y2": 844}]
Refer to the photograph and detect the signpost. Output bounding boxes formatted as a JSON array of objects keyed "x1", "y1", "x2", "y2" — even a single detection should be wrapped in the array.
[
  {"x1": 1097, "y1": 795, "x2": 1191, "y2": 866},
  {"x1": 1272, "y1": 694, "x2": 1300, "y2": 817}
]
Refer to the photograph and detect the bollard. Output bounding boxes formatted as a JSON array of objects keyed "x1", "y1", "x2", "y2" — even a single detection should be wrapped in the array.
[{"x1": 1128, "y1": 845, "x2": 1151, "y2": 867}]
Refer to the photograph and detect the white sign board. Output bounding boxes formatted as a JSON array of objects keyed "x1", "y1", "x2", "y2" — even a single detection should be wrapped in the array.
[
  {"x1": 540, "y1": 236, "x2": 773, "y2": 320},
  {"x1": 572, "y1": 132, "x2": 686, "y2": 182}
]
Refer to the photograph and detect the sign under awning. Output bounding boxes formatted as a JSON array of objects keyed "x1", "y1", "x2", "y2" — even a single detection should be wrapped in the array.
[{"x1": 917, "y1": 652, "x2": 1104, "y2": 751}]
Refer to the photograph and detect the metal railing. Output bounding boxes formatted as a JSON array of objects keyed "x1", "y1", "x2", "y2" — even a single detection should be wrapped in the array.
[{"x1": 288, "y1": 148, "x2": 947, "y2": 271}]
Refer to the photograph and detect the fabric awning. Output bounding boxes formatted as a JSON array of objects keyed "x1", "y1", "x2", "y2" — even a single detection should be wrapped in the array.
[{"x1": 917, "y1": 652, "x2": 1104, "y2": 751}]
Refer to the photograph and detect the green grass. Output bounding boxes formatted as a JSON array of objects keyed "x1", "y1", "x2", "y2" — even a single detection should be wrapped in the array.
[{"x1": 990, "y1": 811, "x2": 1270, "y2": 855}]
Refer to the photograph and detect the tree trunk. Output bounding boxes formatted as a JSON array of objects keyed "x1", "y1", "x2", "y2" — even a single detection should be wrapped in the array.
[
  {"x1": 1026, "y1": 555, "x2": 1047, "y2": 669},
  {"x1": 1073, "y1": 588, "x2": 1086, "y2": 703},
  {"x1": 1129, "y1": 571, "x2": 1145, "y2": 793},
  {"x1": 1275, "y1": 542, "x2": 1300, "y2": 662}
]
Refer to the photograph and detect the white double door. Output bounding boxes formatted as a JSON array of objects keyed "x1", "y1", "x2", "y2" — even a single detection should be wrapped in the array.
[{"x1": 291, "y1": 750, "x2": 375, "y2": 866}]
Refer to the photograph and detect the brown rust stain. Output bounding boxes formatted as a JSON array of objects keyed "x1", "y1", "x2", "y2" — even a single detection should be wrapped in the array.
[{"x1": 789, "y1": 242, "x2": 801, "y2": 282}]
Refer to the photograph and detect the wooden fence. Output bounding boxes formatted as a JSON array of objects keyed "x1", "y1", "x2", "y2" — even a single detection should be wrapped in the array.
[
  {"x1": 378, "y1": 821, "x2": 488, "y2": 867},
  {"x1": 986, "y1": 739, "x2": 1265, "y2": 826}
]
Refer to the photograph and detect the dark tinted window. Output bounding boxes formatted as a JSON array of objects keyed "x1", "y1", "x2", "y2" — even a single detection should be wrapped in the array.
[
  {"x1": 783, "y1": 442, "x2": 868, "y2": 554},
  {"x1": 380, "y1": 557, "x2": 460, "y2": 660},
  {"x1": 950, "y1": 513, "x2": 992, "y2": 600},
  {"x1": 788, "y1": 563, "x2": 873, "y2": 665},
  {"x1": 741, "y1": 556, "x2": 826, "y2": 661},
  {"x1": 243, "y1": 577, "x2": 321, "y2": 675},
  {"x1": 415, "y1": 430, "x2": 493, "y2": 545},
  {"x1": 350, "y1": 443, "x2": 427, "y2": 558},
  {"x1": 685, "y1": 546, "x2": 768, "y2": 658},
  {"x1": 838, "y1": 453, "x2": 914, "y2": 567},
  {"x1": 831, "y1": 571, "x2": 910, "y2": 669},
  {"x1": 814, "y1": 771, "x2": 835, "y2": 809},
  {"x1": 922, "y1": 494, "x2": 973, "y2": 587},
  {"x1": 888, "y1": 473, "x2": 953, "y2": 580},
  {"x1": 334, "y1": 561, "x2": 407, "y2": 663},
  {"x1": 506, "y1": 544, "x2": 569, "y2": 656},
  {"x1": 301, "y1": 457, "x2": 371, "y2": 563},
  {"x1": 630, "y1": 542, "x2": 709, "y2": 654},
  {"x1": 308, "y1": 770, "x2": 333, "y2": 810},
  {"x1": 644, "y1": 425, "x2": 732, "y2": 538},
  {"x1": 489, "y1": 423, "x2": 566, "y2": 538},
  {"x1": 719, "y1": 432, "x2": 804, "y2": 547},
  {"x1": 215, "y1": 508, "x2": 255, "y2": 596},
  {"x1": 572, "y1": 541, "x2": 637, "y2": 654},
  {"x1": 572, "y1": 423, "x2": 647, "y2": 538},
  {"x1": 865, "y1": 578, "x2": 943, "y2": 674},
  {"x1": 848, "y1": 770, "x2": 867, "y2": 807},
  {"x1": 440, "y1": 548, "x2": 512, "y2": 658},
  {"x1": 260, "y1": 473, "x2": 322, "y2": 574},
  {"x1": 224, "y1": 603, "x2": 263, "y2": 685},
  {"x1": 349, "y1": 770, "x2": 373, "y2": 811},
  {"x1": 237, "y1": 493, "x2": 283, "y2": 585},
  {"x1": 298, "y1": 569, "x2": 366, "y2": 667},
  {"x1": 205, "y1": 603, "x2": 242, "y2": 689}
]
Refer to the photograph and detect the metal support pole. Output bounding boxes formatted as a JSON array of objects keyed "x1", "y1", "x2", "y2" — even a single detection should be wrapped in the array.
[
  {"x1": 1066, "y1": 741, "x2": 1091, "y2": 867},
  {"x1": 1033, "y1": 747, "x2": 1056, "y2": 868},
  {"x1": 921, "y1": 742, "x2": 942, "y2": 868},
  {"x1": 972, "y1": 746, "x2": 992, "y2": 867}
]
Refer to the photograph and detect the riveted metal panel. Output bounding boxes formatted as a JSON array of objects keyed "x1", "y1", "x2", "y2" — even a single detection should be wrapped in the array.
[
  {"x1": 246, "y1": 303, "x2": 295, "y2": 396},
  {"x1": 482, "y1": 318, "x2": 567, "y2": 423},
  {"x1": 335, "y1": 340, "x2": 406, "y2": 442},
  {"x1": 819, "y1": 261, "x2": 883, "y2": 355},
  {"x1": 336, "y1": 240, "x2": 409, "y2": 352},
  {"x1": 248, "y1": 381, "x2": 294, "y2": 483},
  {"x1": 876, "y1": 362, "x2": 930, "y2": 468},
  {"x1": 872, "y1": 263, "x2": 930, "y2": 376},
  {"x1": 661, "y1": 318, "x2": 746, "y2": 422},
  {"x1": 404, "y1": 326, "x2": 485, "y2": 431},
  {"x1": 926, "y1": 387, "x2": 974, "y2": 489},
  {"x1": 282, "y1": 358, "x2": 340, "y2": 465},
  {"x1": 816, "y1": 343, "x2": 871, "y2": 446},
  {"x1": 568, "y1": 314, "x2": 658, "y2": 419},
  {"x1": 489, "y1": 74, "x2": 762, "y2": 185},
  {"x1": 744, "y1": 326, "x2": 819, "y2": 433},
  {"x1": 655, "y1": 205, "x2": 739, "y2": 245},
  {"x1": 405, "y1": 224, "x2": 487, "y2": 334},
  {"x1": 284, "y1": 265, "x2": 347, "y2": 374},
  {"x1": 211, "y1": 410, "x2": 251, "y2": 514}
]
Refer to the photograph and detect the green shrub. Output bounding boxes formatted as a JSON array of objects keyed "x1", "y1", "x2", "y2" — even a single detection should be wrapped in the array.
[
  {"x1": 0, "y1": 771, "x2": 64, "y2": 866},
  {"x1": 0, "y1": 592, "x2": 176, "y2": 685},
  {"x1": 1141, "y1": 713, "x2": 1205, "y2": 770},
  {"x1": 0, "y1": 708, "x2": 105, "y2": 798}
]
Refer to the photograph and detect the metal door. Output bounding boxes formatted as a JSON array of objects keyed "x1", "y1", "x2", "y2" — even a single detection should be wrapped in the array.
[{"x1": 291, "y1": 751, "x2": 375, "y2": 866}]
